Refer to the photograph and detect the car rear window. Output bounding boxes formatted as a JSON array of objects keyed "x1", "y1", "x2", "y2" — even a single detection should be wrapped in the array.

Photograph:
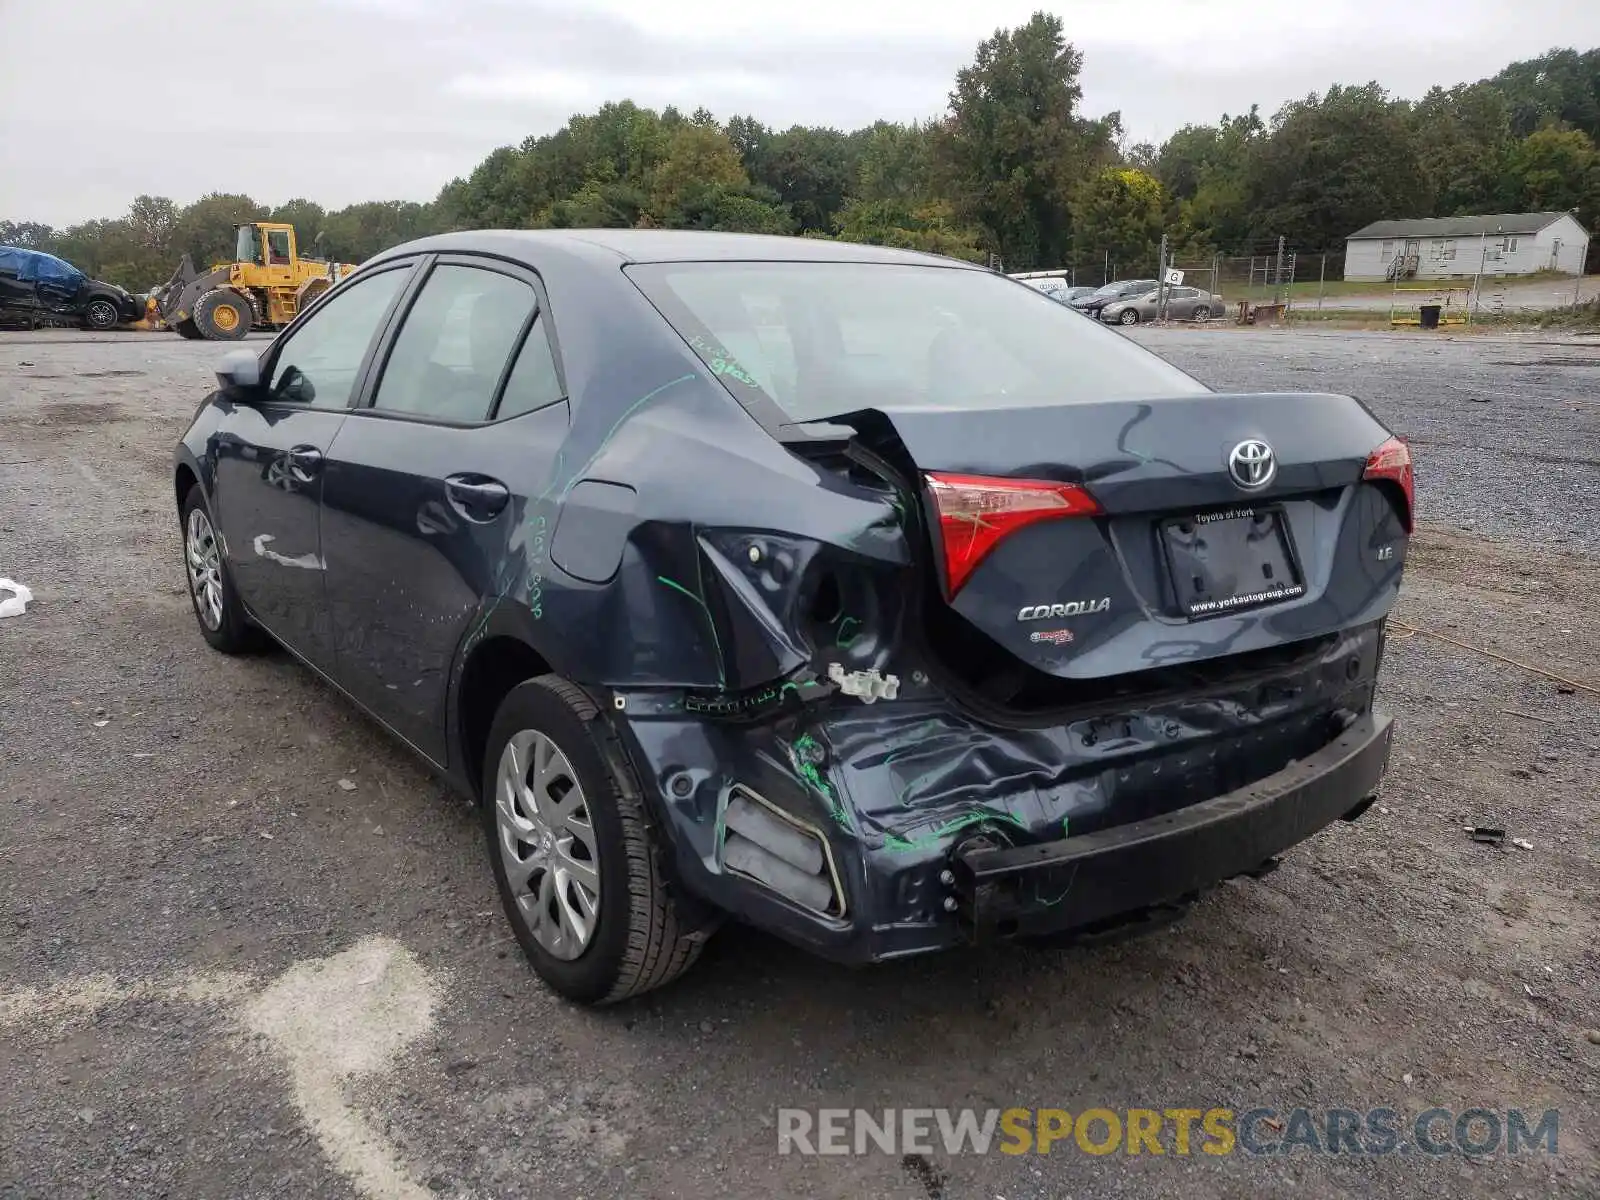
[{"x1": 627, "y1": 262, "x2": 1206, "y2": 422}]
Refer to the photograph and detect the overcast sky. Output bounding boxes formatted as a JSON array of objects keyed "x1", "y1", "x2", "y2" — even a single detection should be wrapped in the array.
[{"x1": 3, "y1": 0, "x2": 1598, "y2": 226}]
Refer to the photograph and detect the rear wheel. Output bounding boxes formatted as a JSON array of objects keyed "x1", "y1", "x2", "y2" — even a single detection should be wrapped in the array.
[
  {"x1": 179, "y1": 484, "x2": 260, "y2": 653},
  {"x1": 1192, "y1": 304, "x2": 1213, "y2": 322},
  {"x1": 81, "y1": 296, "x2": 120, "y2": 331},
  {"x1": 482, "y1": 675, "x2": 703, "y2": 1004},
  {"x1": 1117, "y1": 309, "x2": 1139, "y2": 325},
  {"x1": 194, "y1": 289, "x2": 253, "y2": 340},
  {"x1": 175, "y1": 318, "x2": 203, "y2": 340}
]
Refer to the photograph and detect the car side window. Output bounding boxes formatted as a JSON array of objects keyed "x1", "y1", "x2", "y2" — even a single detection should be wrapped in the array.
[
  {"x1": 267, "y1": 268, "x2": 406, "y2": 408},
  {"x1": 495, "y1": 315, "x2": 565, "y2": 419},
  {"x1": 372, "y1": 264, "x2": 537, "y2": 424}
]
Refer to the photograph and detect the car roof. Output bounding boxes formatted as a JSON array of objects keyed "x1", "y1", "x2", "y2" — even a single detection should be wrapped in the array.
[{"x1": 371, "y1": 228, "x2": 986, "y2": 271}]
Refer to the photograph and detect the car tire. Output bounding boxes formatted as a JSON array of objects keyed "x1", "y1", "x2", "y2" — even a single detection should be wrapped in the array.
[
  {"x1": 482, "y1": 675, "x2": 704, "y2": 1004},
  {"x1": 179, "y1": 484, "x2": 261, "y2": 654},
  {"x1": 1193, "y1": 304, "x2": 1212, "y2": 322},
  {"x1": 81, "y1": 296, "x2": 121, "y2": 331},
  {"x1": 175, "y1": 318, "x2": 203, "y2": 340},
  {"x1": 1117, "y1": 309, "x2": 1139, "y2": 325},
  {"x1": 193, "y1": 289, "x2": 253, "y2": 341}
]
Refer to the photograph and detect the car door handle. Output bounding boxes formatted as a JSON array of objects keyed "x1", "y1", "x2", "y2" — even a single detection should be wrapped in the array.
[
  {"x1": 287, "y1": 445, "x2": 323, "y2": 482},
  {"x1": 445, "y1": 475, "x2": 510, "y2": 521}
]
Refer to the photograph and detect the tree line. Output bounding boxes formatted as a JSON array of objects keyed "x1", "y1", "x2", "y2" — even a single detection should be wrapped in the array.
[{"x1": 4, "y1": 15, "x2": 1597, "y2": 290}]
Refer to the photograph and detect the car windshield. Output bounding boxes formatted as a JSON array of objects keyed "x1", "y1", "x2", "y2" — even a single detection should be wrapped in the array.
[{"x1": 628, "y1": 261, "x2": 1206, "y2": 421}]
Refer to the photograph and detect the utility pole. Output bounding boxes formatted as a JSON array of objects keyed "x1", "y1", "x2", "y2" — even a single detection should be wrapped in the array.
[
  {"x1": 1103, "y1": 249, "x2": 1109, "y2": 286},
  {"x1": 1317, "y1": 254, "x2": 1326, "y2": 312},
  {"x1": 1274, "y1": 235, "x2": 1286, "y2": 307},
  {"x1": 1157, "y1": 232, "x2": 1169, "y2": 321}
]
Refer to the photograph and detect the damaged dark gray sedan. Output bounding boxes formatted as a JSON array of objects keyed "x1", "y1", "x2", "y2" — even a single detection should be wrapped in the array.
[{"x1": 173, "y1": 231, "x2": 1412, "y2": 1004}]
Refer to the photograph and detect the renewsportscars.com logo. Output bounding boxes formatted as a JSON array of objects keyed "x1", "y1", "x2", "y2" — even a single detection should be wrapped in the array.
[{"x1": 777, "y1": 1107, "x2": 1560, "y2": 1158}]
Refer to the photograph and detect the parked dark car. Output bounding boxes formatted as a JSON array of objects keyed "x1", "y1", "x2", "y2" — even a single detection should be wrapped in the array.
[
  {"x1": 173, "y1": 231, "x2": 1410, "y2": 1004},
  {"x1": 0, "y1": 245, "x2": 143, "y2": 330},
  {"x1": 1069, "y1": 278, "x2": 1159, "y2": 316}
]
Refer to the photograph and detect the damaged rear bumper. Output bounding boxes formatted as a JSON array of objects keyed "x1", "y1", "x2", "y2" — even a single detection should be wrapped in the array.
[
  {"x1": 949, "y1": 712, "x2": 1394, "y2": 941},
  {"x1": 614, "y1": 623, "x2": 1396, "y2": 966}
]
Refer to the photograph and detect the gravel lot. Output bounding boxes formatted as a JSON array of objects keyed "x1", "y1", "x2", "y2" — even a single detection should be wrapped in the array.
[{"x1": 2, "y1": 327, "x2": 1597, "y2": 1200}]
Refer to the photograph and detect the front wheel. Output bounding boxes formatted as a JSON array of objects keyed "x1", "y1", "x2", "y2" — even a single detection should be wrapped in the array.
[
  {"x1": 1192, "y1": 304, "x2": 1213, "y2": 322},
  {"x1": 82, "y1": 296, "x2": 120, "y2": 331},
  {"x1": 483, "y1": 676, "x2": 704, "y2": 1004},
  {"x1": 1117, "y1": 309, "x2": 1139, "y2": 325},
  {"x1": 179, "y1": 484, "x2": 260, "y2": 653},
  {"x1": 193, "y1": 289, "x2": 253, "y2": 340}
]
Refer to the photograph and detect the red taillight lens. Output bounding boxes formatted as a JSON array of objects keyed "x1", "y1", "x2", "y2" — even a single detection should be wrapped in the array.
[
  {"x1": 1363, "y1": 436, "x2": 1414, "y2": 533},
  {"x1": 924, "y1": 472, "x2": 1101, "y2": 595}
]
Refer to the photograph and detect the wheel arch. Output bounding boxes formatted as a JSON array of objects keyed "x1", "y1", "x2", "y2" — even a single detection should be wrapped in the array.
[
  {"x1": 450, "y1": 618, "x2": 565, "y2": 804},
  {"x1": 173, "y1": 450, "x2": 206, "y2": 511}
]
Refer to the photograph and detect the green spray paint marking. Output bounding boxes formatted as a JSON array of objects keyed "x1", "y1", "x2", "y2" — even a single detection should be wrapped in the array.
[
  {"x1": 656, "y1": 575, "x2": 725, "y2": 688},
  {"x1": 790, "y1": 733, "x2": 853, "y2": 832},
  {"x1": 687, "y1": 335, "x2": 760, "y2": 388},
  {"x1": 880, "y1": 809, "x2": 1030, "y2": 854},
  {"x1": 834, "y1": 615, "x2": 861, "y2": 648}
]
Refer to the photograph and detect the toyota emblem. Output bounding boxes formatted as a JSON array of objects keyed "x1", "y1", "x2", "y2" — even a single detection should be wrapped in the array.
[{"x1": 1227, "y1": 439, "x2": 1276, "y2": 490}]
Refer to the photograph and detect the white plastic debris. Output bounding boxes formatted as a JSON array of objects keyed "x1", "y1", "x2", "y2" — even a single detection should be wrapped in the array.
[
  {"x1": 0, "y1": 578, "x2": 33, "y2": 618},
  {"x1": 827, "y1": 663, "x2": 900, "y2": 704},
  {"x1": 1512, "y1": 837, "x2": 1535, "y2": 851}
]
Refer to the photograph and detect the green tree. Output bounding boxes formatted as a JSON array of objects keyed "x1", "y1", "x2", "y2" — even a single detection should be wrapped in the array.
[
  {"x1": 1413, "y1": 83, "x2": 1512, "y2": 215},
  {"x1": 1490, "y1": 48, "x2": 1600, "y2": 140},
  {"x1": 648, "y1": 123, "x2": 749, "y2": 222},
  {"x1": 854, "y1": 120, "x2": 939, "y2": 203},
  {"x1": 0, "y1": 220, "x2": 57, "y2": 249},
  {"x1": 1243, "y1": 84, "x2": 1429, "y2": 251},
  {"x1": 940, "y1": 12, "x2": 1114, "y2": 268},
  {"x1": 834, "y1": 197, "x2": 985, "y2": 261},
  {"x1": 171, "y1": 192, "x2": 266, "y2": 266},
  {"x1": 1069, "y1": 168, "x2": 1166, "y2": 275},
  {"x1": 747, "y1": 125, "x2": 858, "y2": 233},
  {"x1": 1501, "y1": 126, "x2": 1600, "y2": 229}
]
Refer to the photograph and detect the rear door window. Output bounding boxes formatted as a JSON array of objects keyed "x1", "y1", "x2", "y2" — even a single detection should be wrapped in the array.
[
  {"x1": 371, "y1": 264, "x2": 537, "y2": 424},
  {"x1": 494, "y1": 314, "x2": 565, "y2": 419}
]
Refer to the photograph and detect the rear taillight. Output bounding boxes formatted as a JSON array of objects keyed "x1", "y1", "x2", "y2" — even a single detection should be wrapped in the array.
[
  {"x1": 924, "y1": 472, "x2": 1101, "y2": 595},
  {"x1": 1363, "y1": 436, "x2": 1414, "y2": 533}
]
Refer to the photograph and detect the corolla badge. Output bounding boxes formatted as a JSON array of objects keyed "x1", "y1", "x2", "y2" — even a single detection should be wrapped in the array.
[
  {"x1": 1017, "y1": 598, "x2": 1110, "y2": 621},
  {"x1": 1227, "y1": 439, "x2": 1276, "y2": 490}
]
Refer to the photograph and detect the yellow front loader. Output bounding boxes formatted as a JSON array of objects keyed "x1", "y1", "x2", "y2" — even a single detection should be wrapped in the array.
[{"x1": 150, "y1": 222, "x2": 359, "y2": 340}]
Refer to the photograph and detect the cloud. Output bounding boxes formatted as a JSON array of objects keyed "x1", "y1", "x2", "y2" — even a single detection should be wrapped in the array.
[{"x1": 2, "y1": 0, "x2": 1597, "y2": 224}]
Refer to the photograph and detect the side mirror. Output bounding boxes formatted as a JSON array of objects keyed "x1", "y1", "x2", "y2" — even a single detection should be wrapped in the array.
[{"x1": 215, "y1": 348, "x2": 262, "y2": 395}]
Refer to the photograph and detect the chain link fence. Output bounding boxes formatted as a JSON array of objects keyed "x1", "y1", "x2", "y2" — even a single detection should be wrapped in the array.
[{"x1": 1017, "y1": 235, "x2": 1593, "y2": 324}]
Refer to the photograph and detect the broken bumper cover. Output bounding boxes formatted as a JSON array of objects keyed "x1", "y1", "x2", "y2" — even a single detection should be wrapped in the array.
[{"x1": 950, "y1": 712, "x2": 1394, "y2": 941}]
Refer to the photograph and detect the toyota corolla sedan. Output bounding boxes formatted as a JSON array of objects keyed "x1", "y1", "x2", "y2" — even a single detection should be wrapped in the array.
[{"x1": 173, "y1": 231, "x2": 1411, "y2": 1004}]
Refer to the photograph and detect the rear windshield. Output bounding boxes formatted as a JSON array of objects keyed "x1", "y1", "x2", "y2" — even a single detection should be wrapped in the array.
[{"x1": 627, "y1": 261, "x2": 1206, "y2": 422}]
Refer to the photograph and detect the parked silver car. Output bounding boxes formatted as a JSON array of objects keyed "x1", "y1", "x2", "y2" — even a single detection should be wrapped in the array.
[{"x1": 1101, "y1": 286, "x2": 1219, "y2": 325}]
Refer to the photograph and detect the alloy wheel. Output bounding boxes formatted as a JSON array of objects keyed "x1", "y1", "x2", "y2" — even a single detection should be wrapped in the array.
[
  {"x1": 185, "y1": 507, "x2": 223, "y2": 630},
  {"x1": 495, "y1": 729, "x2": 601, "y2": 960}
]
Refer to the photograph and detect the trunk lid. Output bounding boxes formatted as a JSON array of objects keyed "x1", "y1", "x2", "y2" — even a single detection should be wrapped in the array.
[{"x1": 816, "y1": 393, "x2": 1409, "y2": 685}]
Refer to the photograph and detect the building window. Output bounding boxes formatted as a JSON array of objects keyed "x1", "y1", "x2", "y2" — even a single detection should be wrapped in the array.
[
  {"x1": 1440, "y1": 239, "x2": 1456, "y2": 261},
  {"x1": 1508, "y1": 236, "x2": 1519, "y2": 253},
  {"x1": 1381, "y1": 240, "x2": 1394, "y2": 260}
]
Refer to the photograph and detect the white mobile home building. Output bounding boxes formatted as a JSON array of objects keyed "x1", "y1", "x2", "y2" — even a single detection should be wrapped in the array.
[{"x1": 1343, "y1": 212, "x2": 1589, "y2": 282}]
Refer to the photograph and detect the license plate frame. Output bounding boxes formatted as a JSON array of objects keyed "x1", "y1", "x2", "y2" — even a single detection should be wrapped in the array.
[{"x1": 1161, "y1": 504, "x2": 1306, "y2": 620}]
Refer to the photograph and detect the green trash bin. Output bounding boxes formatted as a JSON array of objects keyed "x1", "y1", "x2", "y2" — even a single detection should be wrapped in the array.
[{"x1": 1419, "y1": 304, "x2": 1442, "y2": 329}]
